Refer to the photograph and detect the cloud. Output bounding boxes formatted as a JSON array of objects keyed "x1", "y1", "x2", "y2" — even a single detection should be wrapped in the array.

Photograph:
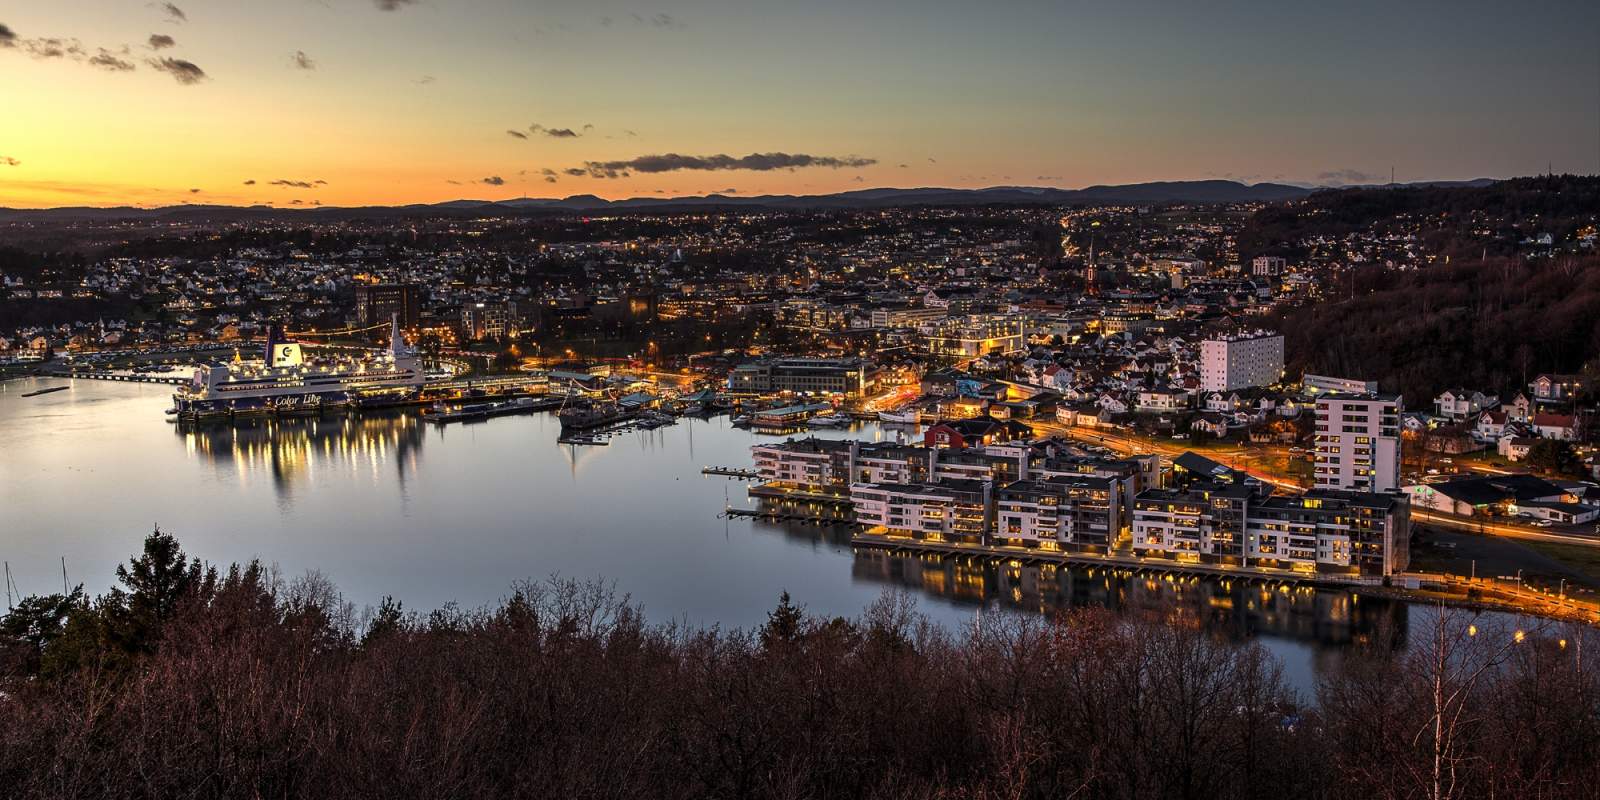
[
  {"x1": 268, "y1": 179, "x2": 322, "y2": 189},
  {"x1": 0, "y1": 24, "x2": 18, "y2": 48},
  {"x1": 1315, "y1": 168, "x2": 1381, "y2": 185},
  {"x1": 414, "y1": 75, "x2": 434, "y2": 84},
  {"x1": 374, "y1": 0, "x2": 417, "y2": 10},
  {"x1": 719, "y1": 188, "x2": 737, "y2": 194},
  {"x1": 569, "y1": 152, "x2": 877, "y2": 178},
  {"x1": 88, "y1": 49, "x2": 136, "y2": 71},
  {"x1": 291, "y1": 50, "x2": 315, "y2": 70},
  {"x1": 146, "y1": 56, "x2": 206, "y2": 84},
  {"x1": 506, "y1": 129, "x2": 528, "y2": 139},
  {"x1": 897, "y1": 163, "x2": 908, "y2": 168},
  {"x1": 148, "y1": 34, "x2": 175, "y2": 49},
  {"x1": 0, "y1": 157, "x2": 19, "y2": 167},
  {"x1": 528, "y1": 123, "x2": 589, "y2": 139},
  {"x1": 622, "y1": 129, "x2": 637, "y2": 137},
  {"x1": 544, "y1": 175, "x2": 558, "y2": 183},
  {"x1": 189, "y1": 188, "x2": 201, "y2": 193},
  {"x1": 243, "y1": 179, "x2": 256, "y2": 185},
  {"x1": 481, "y1": 176, "x2": 505, "y2": 186},
  {"x1": 23, "y1": 37, "x2": 85, "y2": 59},
  {"x1": 630, "y1": 12, "x2": 683, "y2": 29},
  {"x1": 161, "y1": 3, "x2": 186, "y2": 23}
]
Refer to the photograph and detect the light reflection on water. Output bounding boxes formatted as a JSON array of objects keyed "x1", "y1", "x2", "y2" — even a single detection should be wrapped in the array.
[{"x1": 2, "y1": 376, "x2": 1519, "y2": 693}]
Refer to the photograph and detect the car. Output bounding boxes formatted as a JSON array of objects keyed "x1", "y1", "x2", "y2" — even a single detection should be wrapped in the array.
[
  {"x1": 1532, "y1": 520, "x2": 1554, "y2": 527},
  {"x1": 1440, "y1": 458, "x2": 1453, "y2": 464}
]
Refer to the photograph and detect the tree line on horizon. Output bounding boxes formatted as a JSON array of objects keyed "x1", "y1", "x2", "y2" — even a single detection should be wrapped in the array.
[{"x1": 2, "y1": 530, "x2": 1598, "y2": 799}]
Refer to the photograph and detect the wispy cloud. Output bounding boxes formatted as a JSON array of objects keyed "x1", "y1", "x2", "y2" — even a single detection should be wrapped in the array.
[
  {"x1": 525, "y1": 123, "x2": 594, "y2": 139},
  {"x1": 88, "y1": 49, "x2": 136, "y2": 72},
  {"x1": 374, "y1": 0, "x2": 417, "y2": 10},
  {"x1": 539, "y1": 168, "x2": 558, "y2": 183},
  {"x1": 148, "y1": 33, "x2": 175, "y2": 49},
  {"x1": 161, "y1": 3, "x2": 186, "y2": 23},
  {"x1": 0, "y1": 156, "x2": 20, "y2": 167},
  {"x1": 631, "y1": 12, "x2": 683, "y2": 29},
  {"x1": 291, "y1": 50, "x2": 315, "y2": 70},
  {"x1": 243, "y1": 179, "x2": 256, "y2": 185},
  {"x1": 0, "y1": 24, "x2": 18, "y2": 48},
  {"x1": 146, "y1": 56, "x2": 206, "y2": 84},
  {"x1": 268, "y1": 179, "x2": 325, "y2": 189},
  {"x1": 481, "y1": 176, "x2": 505, "y2": 186},
  {"x1": 506, "y1": 129, "x2": 528, "y2": 139},
  {"x1": 569, "y1": 152, "x2": 876, "y2": 179},
  {"x1": 414, "y1": 75, "x2": 434, "y2": 85}
]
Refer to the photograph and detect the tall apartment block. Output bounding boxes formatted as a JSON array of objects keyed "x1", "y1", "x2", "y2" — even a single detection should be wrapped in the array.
[
  {"x1": 1199, "y1": 331, "x2": 1284, "y2": 391},
  {"x1": 1313, "y1": 393, "x2": 1402, "y2": 493}
]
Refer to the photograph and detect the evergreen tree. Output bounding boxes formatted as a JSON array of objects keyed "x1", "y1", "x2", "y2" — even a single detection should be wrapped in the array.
[{"x1": 761, "y1": 591, "x2": 804, "y2": 650}]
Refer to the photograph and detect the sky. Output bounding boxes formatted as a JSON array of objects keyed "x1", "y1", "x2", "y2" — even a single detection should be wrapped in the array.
[{"x1": 0, "y1": 0, "x2": 1597, "y2": 208}]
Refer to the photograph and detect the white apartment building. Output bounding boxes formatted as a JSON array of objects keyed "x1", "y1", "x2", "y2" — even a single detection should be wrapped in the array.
[
  {"x1": 1313, "y1": 393, "x2": 1402, "y2": 493},
  {"x1": 1199, "y1": 331, "x2": 1285, "y2": 392},
  {"x1": 1251, "y1": 256, "x2": 1286, "y2": 276}
]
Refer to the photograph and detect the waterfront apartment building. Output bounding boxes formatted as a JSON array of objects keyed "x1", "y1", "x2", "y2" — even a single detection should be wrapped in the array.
[
  {"x1": 993, "y1": 476, "x2": 1122, "y2": 553},
  {"x1": 355, "y1": 283, "x2": 422, "y2": 329},
  {"x1": 1199, "y1": 330, "x2": 1284, "y2": 391},
  {"x1": 1133, "y1": 485, "x2": 1410, "y2": 576},
  {"x1": 1313, "y1": 393, "x2": 1402, "y2": 493},
  {"x1": 925, "y1": 314, "x2": 1026, "y2": 360},
  {"x1": 852, "y1": 480, "x2": 992, "y2": 544},
  {"x1": 1132, "y1": 483, "x2": 1255, "y2": 564},
  {"x1": 751, "y1": 438, "x2": 1031, "y2": 492},
  {"x1": 728, "y1": 358, "x2": 875, "y2": 397}
]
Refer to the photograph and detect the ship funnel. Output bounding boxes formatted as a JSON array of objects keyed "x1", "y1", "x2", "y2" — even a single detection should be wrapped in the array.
[{"x1": 389, "y1": 314, "x2": 407, "y2": 356}]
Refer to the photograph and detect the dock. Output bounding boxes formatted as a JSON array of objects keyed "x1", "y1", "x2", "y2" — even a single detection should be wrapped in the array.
[
  {"x1": 721, "y1": 507, "x2": 851, "y2": 525},
  {"x1": 701, "y1": 466, "x2": 760, "y2": 479}
]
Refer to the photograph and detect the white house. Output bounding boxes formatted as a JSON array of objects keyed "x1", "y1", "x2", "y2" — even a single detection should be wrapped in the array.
[{"x1": 1434, "y1": 389, "x2": 1498, "y2": 420}]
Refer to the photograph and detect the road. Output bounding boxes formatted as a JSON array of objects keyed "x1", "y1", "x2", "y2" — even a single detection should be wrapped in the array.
[{"x1": 1027, "y1": 420, "x2": 1306, "y2": 490}]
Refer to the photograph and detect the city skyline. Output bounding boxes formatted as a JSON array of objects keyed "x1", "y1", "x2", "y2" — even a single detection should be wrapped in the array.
[{"x1": 2, "y1": 0, "x2": 1598, "y2": 208}]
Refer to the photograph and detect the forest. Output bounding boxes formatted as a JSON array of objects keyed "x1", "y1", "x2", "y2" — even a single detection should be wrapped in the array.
[
  {"x1": 3, "y1": 530, "x2": 1598, "y2": 799},
  {"x1": 1271, "y1": 254, "x2": 1600, "y2": 403},
  {"x1": 1242, "y1": 175, "x2": 1600, "y2": 261}
]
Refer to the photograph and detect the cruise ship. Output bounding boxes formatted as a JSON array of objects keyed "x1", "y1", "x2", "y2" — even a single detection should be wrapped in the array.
[{"x1": 172, "y1": 318, "x2": 425, "y2": 419}]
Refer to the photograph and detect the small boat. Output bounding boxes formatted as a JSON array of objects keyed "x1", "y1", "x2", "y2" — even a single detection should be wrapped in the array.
[
  {"x1": 806, "y1": 414, "x2": 847, "y2": 427},
  {"x1": 730, "y1": 415, "x2": 752, "y2": 427},
  {"x1": 878, "y1": 410, "x2": 919, "y2": 424}
]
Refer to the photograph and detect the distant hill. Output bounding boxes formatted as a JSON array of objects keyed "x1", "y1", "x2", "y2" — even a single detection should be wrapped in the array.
[{"x1": 0, "y1": 180, "x2": 1333, "y2": 223}]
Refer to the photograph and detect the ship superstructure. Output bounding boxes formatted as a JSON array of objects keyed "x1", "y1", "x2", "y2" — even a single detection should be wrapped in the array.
[{"x1": 172, "y1": 318, "x2": 424, "y2": 418}]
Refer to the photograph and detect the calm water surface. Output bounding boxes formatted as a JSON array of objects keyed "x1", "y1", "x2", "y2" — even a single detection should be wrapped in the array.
[{"x1": 1, "y1": 376, "x2": 1445, "y2": 691}]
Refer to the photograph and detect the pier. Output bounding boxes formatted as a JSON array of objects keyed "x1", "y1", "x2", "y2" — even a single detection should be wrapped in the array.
[
  {"x1": 701, "y1": 466, "x2": 760, "y2": 479},
  {"x1": 721, "y1": 507, "x2": 851, "y2": 525}
]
